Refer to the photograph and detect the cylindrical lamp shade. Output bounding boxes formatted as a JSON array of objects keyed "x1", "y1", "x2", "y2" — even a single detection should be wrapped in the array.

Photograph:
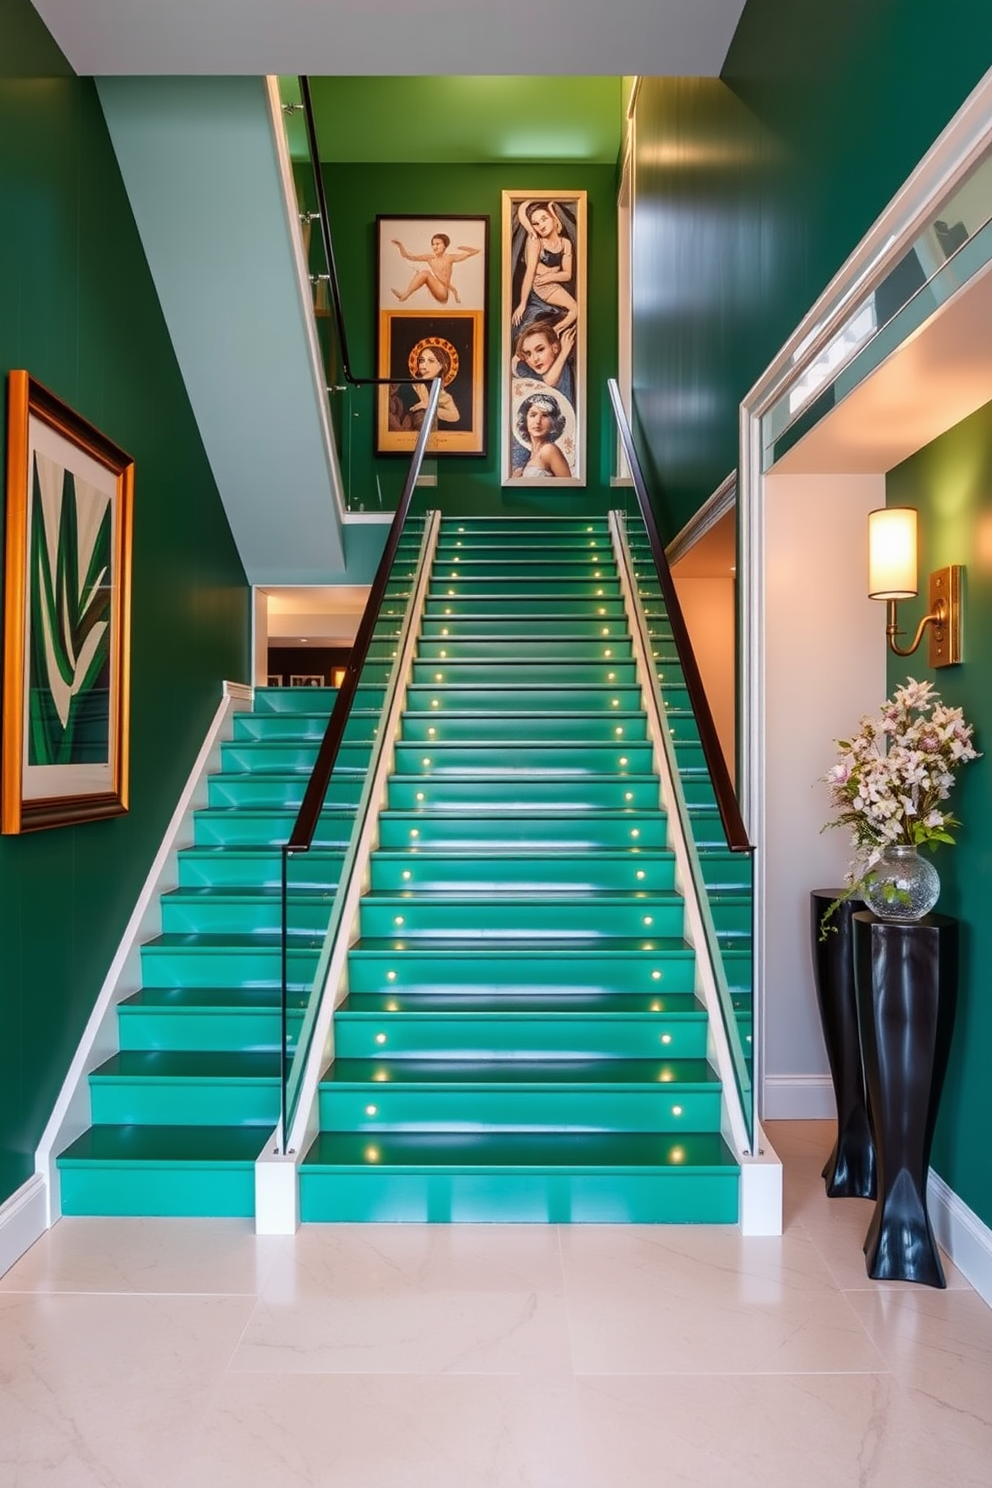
[{"x1": 868, "y1": 507, "x2": 918, "y2": 599}]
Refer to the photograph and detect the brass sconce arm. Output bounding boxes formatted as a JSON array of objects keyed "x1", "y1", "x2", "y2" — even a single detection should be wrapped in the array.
[
  {"x1": 885, "y1": 598, "x2": 946, "y2": 655},
  {"x1": 884, "y1": 566, "x2": 962, "y2": 667}
]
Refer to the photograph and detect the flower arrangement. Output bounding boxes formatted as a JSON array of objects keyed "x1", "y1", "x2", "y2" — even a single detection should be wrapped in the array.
[{"x1": 820, "y1": 678, "x2": 979, "y2": 931}]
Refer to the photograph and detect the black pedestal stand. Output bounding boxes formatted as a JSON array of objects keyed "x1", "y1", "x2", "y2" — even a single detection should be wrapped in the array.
[
  {"x1": 810, "y1": 890, "x2": 875, "y2": 1199},
  {"x1": 852, "y1": 912, "x2": 958, "y2": 1287}
]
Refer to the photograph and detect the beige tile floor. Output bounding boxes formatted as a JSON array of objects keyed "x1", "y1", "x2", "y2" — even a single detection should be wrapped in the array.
[{"x1": 1, "y1": 1120, "x2": 990, "y2": 1487}]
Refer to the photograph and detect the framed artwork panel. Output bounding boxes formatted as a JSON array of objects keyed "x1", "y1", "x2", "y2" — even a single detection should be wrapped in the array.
[
  {"x1": 501, "y1": 190, "x2": 586, "y2": 486},
  {"x1": 375, "y1": 215, "x2": 488, "y2": 456},
  {"x1": 2, "y1": 371, "x2": 134, "y2": 833}
]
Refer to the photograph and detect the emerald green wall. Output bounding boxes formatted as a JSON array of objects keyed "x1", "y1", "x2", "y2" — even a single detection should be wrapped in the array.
[
  {"x1": 0, "y1": 13, "x2": 249, "y2": 1206},
  {"x1": 887, "y1": 401, "x2": 992, "y2": 1228},
  {"x1": 630, "y1": 0, "x2": 992, "y2": 537},
  {"x1": 321, "y1": 162, "x2": 618, "y2": 516}
]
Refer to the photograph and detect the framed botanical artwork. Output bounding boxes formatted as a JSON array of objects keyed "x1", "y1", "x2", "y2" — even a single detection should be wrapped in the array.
[
  {"x1": 501, "y1": 191, "x2": 586, "y2": 486},
  {"x1": 375, "y1": 215, "x2": 488, "y2": 456},
  {"x1": 2, "y1": 372, "x2": 134, "y2": 833}
]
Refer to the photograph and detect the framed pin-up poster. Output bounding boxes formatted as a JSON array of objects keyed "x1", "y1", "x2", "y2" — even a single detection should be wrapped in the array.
[
  {"x1": 501, "y1": 191, "x2": 586, "y2": 486},
  {"x1": 2, "y1": 372, "x2": 133, "y2": 834},
  {"x1": 375, "y1": 215, "x2": 488, "y2": 456}
]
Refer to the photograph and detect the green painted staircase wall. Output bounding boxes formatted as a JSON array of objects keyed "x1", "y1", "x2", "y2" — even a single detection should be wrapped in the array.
[
  {"x1": 299, "y1": 517, "x2": 740, "y2": 1223},
  {"x1": 54, "y1": 533, "x2": 426, "y2": 1217}
]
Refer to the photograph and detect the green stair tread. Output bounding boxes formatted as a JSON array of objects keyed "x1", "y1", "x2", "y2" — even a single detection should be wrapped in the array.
[
  {"x1": 303, "y1": 1130, "x2": 735, "y2": 1171},
  {"x1": 370, "y1": 847, "x2": 673, "y2": 861},
  {"x1": 163, "y1": 887, "x2": 337, "y2": 903},
  {"x1": 339, "y1": 992, "x2": 704, "y2": 1015},
  {"x1": 381, "y1": 809, "x2": 665, "y2": 821},
  {"x1": 324, "y1": 1057, "x2": 719, "y2": 1087},
  {"x1": 351, "y1": 936, "x2": 692, "y2": 955},
  {"x1": 58, "y1": 1126, "x2": 267, "y2": 1164},
  {"x1": 92, "y1": 1051, "x2": 279, "y2": 1078},
  {"x1": 120, "y1": 986, "x2": 305, "y2": 1010},
  {"x1": 145, "y1": 931, "x2": 319, "y2": 949},
  {"x1": 364, "y1": 889, "x2": 680, "y2": 906}
]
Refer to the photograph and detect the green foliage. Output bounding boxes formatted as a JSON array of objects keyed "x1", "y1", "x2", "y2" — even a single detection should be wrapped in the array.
[{"x1": 28, "y1": 460, "x2": 112, "y2": 766}]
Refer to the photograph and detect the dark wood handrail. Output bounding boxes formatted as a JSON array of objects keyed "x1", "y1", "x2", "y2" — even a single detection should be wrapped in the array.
[
  {"x1": 608, "y1": 379, "x2": 752, "y2": 854},
  {"x1": 285, "y1": 375, "x2": 441, "y2": 854}
]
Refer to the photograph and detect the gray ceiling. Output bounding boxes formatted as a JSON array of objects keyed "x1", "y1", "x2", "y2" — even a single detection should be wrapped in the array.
[{"x1": 32, "y1": 0, "x2": 747, "y2": 76}]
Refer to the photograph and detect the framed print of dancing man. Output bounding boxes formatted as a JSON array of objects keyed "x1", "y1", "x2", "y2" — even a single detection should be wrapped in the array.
[
  {"x1": 501, "y1": 191, "x2": 586, "y2": 486},
  {"x1": 376, "y1": 215, "x2": 488, "y2": 456}
]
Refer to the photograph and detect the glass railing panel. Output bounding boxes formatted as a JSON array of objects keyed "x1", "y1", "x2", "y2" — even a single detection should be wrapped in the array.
[
  {"x1": 762, "y1": 140, "x2": 992, "y2": 466},
  {"x1": 280, "y1": 516, "x2": 429, "y2": 1135},
  {"x1": 618, "y1": 510, "x2": 754, "y2": 1141},
  {"x1": 278, "y1": 388, "x2": 442, "y2": 1148},
  {"x1": 276, "y1": 75, "x2": 432, "y2": 518},
  {"x1": 607, "y1": 379, "x2": 754, "y2": 1144}
]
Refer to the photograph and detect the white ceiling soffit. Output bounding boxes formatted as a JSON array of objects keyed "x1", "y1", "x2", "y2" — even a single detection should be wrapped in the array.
[
  {"x1": 33, "y1": 0, "x2": 747, "y2": 76},
  {"x1": 97, "y1": 76, "x2": 347, "y2": 584}
]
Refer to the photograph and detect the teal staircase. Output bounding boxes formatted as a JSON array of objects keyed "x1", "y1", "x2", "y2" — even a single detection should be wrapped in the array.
[
  {"x1": 54, "y1": 530, "x2": 428, "y2": 1216},
  {"x1": 299, "y1": 517, "x2": 741, "y2": 1223}
]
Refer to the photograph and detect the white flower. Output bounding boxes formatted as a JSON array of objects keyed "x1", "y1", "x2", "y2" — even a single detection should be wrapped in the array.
[{"x1": 820, "y1": 678, "x2": 979, "y2": 862}]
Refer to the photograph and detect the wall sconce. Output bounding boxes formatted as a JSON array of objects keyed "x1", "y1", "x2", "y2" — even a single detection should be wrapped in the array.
[{"x1": 867, "y1": 507, "x2": 962, "y2": 667}]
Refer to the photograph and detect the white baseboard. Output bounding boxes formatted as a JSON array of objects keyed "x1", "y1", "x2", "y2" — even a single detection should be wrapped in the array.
[
  {"x1": 929, "y1": 1169, "x2": 992, "y2": 1310},
  {"x1": 35, "y1": 681, "x2": 252, "y2": 1227},
  {"x1": 762, "y1": 1074, "x2": 836, "y2": 1120},
  {"x1": 0, "y1": 1176, "x2": 47, "y2": 1281}
]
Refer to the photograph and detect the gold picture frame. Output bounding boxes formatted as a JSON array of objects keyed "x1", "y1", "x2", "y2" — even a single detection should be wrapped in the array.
[
  {"x1": 375, "y1": 215, "x2": 489, "y2": 456},
  {"x1": 2, "y1": 371, "x2": 134, "y2": 833},
  {"x1": 501, "y1": 190, "x2": 586, "y2": 486}
]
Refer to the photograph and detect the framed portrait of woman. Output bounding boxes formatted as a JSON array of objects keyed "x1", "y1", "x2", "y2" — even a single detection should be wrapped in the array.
[
  {"x1": 375, "y1": 215, "x2": 488, "y2": 456},
  {"x1": 500, "y1": 191, "x2": 586, "y2": 487}
]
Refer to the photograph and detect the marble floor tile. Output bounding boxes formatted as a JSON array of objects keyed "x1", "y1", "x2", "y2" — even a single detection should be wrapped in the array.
[
  {"x1": 232, "y1": 1288, "x2": 573, "y2": 1376},
  {"x1": 570, "y1": 1372, "x2": 968, "y2": 1488},
  {"x1": 175, "y1": 1372, "x2": 582, "y2": 1488},
  {"x1": 261, "y1": 1221, "x2": 565, "y2": 1305},
  {"x1": 848, "y1": 1286, "x2": 992, "y2": 1479},
  {"x1": 0, "y1": 1216, "x2": 283, "y2": 1297},
  {"x1": 0, "y1": 1123, "x2": 987, "y2": 1486},
  {"x1": 560, "y1": 1225, "x2": 886, "y2": 1374},
  {"x1": 0, "y1": 1291, "x2": 255, "y2": 1488}
]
